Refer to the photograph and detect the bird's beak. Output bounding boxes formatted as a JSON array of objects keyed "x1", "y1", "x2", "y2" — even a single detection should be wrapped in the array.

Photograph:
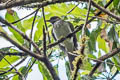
[{"x1": 46, "y1": 20, "x2": 50, "y2": 22}]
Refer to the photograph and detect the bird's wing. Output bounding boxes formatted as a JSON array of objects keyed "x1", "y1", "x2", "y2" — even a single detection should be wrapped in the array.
[
  {"x1": 67, "y1": 21, "x2": 78, "y2": 50},
  {"x1": 52, "y1": 28, "x2": 67, "y2": 53},
  {"x1": 51, "y1": 29, "x2": 57, "y2": 41}
]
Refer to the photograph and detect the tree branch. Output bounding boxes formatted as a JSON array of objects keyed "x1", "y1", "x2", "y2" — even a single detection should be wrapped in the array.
[
  {"x1": 43, "y1": 57, "x2": 60, "y2": 80},
  {"x1": 0, "y1": 51, "x2": 27, "y2": 56},
  {"x1": 0, "y1": 0, "x2": 87, "y2": 10},
  {"x1": 0, "y1": 31, "x2": 44, "y2": 61},
  {"x1": 89, "y1": 47, "x2": 120, "y2": 77},
  {"x1": 43, "y1": 26, "x2": 47, "y2": 57},
  {"x1": 91, "y1": 0, "x2": 120, "y2": 21}
]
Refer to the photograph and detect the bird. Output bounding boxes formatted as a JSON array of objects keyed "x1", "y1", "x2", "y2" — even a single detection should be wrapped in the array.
[{"x1": 47, "y1": 16, "x2": 78, "y2": 70}]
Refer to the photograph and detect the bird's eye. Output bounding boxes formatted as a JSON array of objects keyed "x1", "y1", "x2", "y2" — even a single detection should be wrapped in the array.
[{"x1": 50, "y1": 16, "x2": 59, "y2": 20}]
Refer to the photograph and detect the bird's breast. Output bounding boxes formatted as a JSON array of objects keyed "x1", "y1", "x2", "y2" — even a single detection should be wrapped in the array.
[{"x1": 53, "y1": 20, "x2": 72, "y2": 39}]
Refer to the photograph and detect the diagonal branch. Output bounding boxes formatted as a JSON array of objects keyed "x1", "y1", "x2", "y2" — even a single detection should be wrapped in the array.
[
  {"x1": 0, "y1": 31, "x2": 44, "y2": 61},
  {"x1": 0, "y1": 16, "x2": 41, "y2": 54},
  {"x1": 89, "y1": 47, "x2": 120, "y2": 77},
  {"x1": 91, "y1": 0, "x2": 120, "y2": 21},
  {"x1": 87, "y1": 0, "x2": 113, "y2": 24},
  {"x1": 2, "y1": 8, "x2": 41, "y2": 27}
]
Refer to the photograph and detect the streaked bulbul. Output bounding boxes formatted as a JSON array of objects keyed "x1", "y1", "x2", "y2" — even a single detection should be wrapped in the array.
[{"x1": 47, "y1": 16, "x2": 78, "y2": 70}]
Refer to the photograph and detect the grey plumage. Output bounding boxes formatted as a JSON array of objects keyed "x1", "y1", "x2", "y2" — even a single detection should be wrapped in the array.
[{"x1": 47, "y1": 16, "x2": 78, "y2": 70}]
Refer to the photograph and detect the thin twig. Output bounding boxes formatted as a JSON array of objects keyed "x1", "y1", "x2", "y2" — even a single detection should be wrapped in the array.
[
  {"x1": 24, "y1": 58, "x2": 36, "y2": 80},
  {"x1": 1, "y1": 8, "x2": 40, "y2": 27},
  {"x1": 0, "y1": 51, "x2": 27, "y2": 56},
  {"x1": 67, "y1": 2, "x2": 80, "y2": 14},
  {"x1": 89, "y1": 58, "x2": 120, "y2": 68},
  {"x1": 42, "y1": 7, "x2": 51, "y2": 43},
  {"x1": 82, "y1": 0, "x2": 91, "y2": 36},
  {"x1": 43, "y1": 26, "x2": 47, "y2": 57},
  {"x1": 29, "y1": 7, "x2": 40, "y2": 50},
  {"x1": 25, "y1": 7, "x2": 40, "y2": 80},
  {"x1": 90, "y1": 16, "x2": 120, "y2": 24}
]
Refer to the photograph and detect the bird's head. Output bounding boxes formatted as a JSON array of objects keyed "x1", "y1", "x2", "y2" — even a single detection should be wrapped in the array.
[{"x1": 46, "y1": 16, "x2": 61, "y2": 24}]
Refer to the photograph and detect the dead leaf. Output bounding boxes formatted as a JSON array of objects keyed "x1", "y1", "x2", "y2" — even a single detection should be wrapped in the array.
[{"x1": 7, "y1": 8, "x2": 14, "y2": 15}]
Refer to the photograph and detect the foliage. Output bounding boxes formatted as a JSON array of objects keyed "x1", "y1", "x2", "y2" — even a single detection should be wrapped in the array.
[{"x1": 0, "y1": 0, "x2": 120, "y2": 80}]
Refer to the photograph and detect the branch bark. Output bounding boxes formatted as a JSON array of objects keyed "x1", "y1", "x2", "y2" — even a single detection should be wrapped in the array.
[
  {"x1": 0, "y1": 0, "x2": 87, "y2": 10},
  {"x1": 89, "y1": 47, "x2": 120, "y2": 77},
  {"x1": 91, "y1": 0, "x2": 120, "y2": 21}
]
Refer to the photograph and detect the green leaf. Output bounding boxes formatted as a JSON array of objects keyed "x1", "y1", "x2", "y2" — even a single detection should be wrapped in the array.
[
  {"x1": 65, "y1": 61, "x2": 70, "y2": 80},
  {"x1": 108, "y1": 25, "x2": 119, "y2": 43},
  {"x1": 45, "y1": 3, "x2": 67, "y2": 15},
  {"x1": 88, "y1": 54, "x2": 97, "y2": 59},
  {"x1": 5, "y1": 10, "x2": 25, "y2": 32},
  {"x1": 8, "y1": 27, "x2": 24, "y2": 44},
  {"x1": 88, "y1": 28, "x2": 101, "y2": 52},
  {"x1": 12, "y1": 75, "x2": 19, "y2": 80},
  {"x1": 81, "y1": 59, "x2": 92, "y2": 71},
  {"x1": 0, "y1": 56, "x2": 19, "y2": 68},
  {"x1": 97, "y1": 35, "x2": 108, "y2": 53},
  {"x1": 38, "y1": 62, "x2": 52, "y2": 80},
  {"x1": 0, "y1": 67, "x2": 12, "y2": 75},
  {"x1": 0, "y1": 75, "x2": 8, "y2": 80},
  {"x1": 34, "y1": 13, "x2": 53, "y2": 42},
  {"x1": 88, "y1": 20, "x2": 102, "y2": 53},
  {"x1": 112, "y1": 57, "x2": 120, "y2": 70},
  {"x1": 19, "y1": 66, "x2": 30, "y2": 75},
  {"x1": 108, "y1": 25, "x2": 119, "y2": 49},
  {"x1": 111, "y1": 66, "x2": 117, "y2": 75},
  {"x1": 5, "y1": 10, "x2": 24, "y2": 44},
  {"x1": 0, "y1": 46, "x2": 13, "y2": 61},
  {"x1": 81, "y1": 70, "x2": 90, "y2": 75},
  {"x1": 23, "y1": 16, "x2": 39, "y2": 31},
  {"x1": 113, "y1": 0, "x2": 119, "y2": 8},
  {"x1": 34, "y1": 17, "x2": 44, "y2": 41},
  {"x1": 98, "y1": 50, "x2": 101, "y2": 58}
]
